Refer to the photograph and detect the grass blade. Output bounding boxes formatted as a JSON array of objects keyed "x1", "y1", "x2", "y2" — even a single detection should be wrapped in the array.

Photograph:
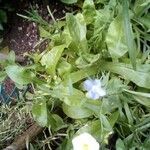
[{"x1": 122, "y1": 0, "x2": 137, "y2": 69}]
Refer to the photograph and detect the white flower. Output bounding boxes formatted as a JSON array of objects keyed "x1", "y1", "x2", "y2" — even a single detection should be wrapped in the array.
[
  {"x1": 72, "y1": 132, "x2": 100, "y2": 150},
  {"x1": 83, "y1": 79, "x2": 106, "y2": 100}
]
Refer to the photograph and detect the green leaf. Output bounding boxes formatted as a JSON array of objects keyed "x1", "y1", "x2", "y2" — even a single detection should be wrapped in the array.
[
  {"x1": 0, "y1": 10, "x2": 7, "y2": 23},
  {"x1": 40, "y1": 44, "x2": 65, "y2": 75},
  {"x1": 57, "y1": 60, "x2": 72, "y2": 76},
  {"x1": 5, "y1": 65, "x2": 35, "y2": 85},
  {"x1": 124, "y1": 89, "x2": 150, "y2": 107},
  {"x1": 47, "y1": 114, "x2": 66, "y2": 131},
  {"x1": 52, "y1": 27, "x2": 72, "y2": 47},
  {"x1": 66, "y1": 65, "x2": 98, "y2": 84},
  {"x1": 133, "y1": 0, "x2": 150, "y2": 16},
  {"x1": 116, "y1": 139, "x2": 126, "y2": 150},
  {"x1": 52, "y1": 84, "x2": 86, "y2": 106},
  {"x1": 66, "y1": 13, "x2": 88, "y2": 53},
  {"x1": 106, "y1": 15, "x2": 128, "y2": 58},
  {"x1": 91, "y1": 6, "x2": 113, "y2": 50},
  {"x1": 109, "y1": 111, "x2": 119, "y2": 127},
  {"x1": 39, "y1": 26, "x2": 51, "y2": 38},
  {"x1": 8, "y1": 51, "x2": 16, "y2": 63},
  {"x1": 0, "y1": 71, "x2": 6, "y2": 83},
  {"x1": 83, "y1": 0, "x2": 96, "y2": 24},
  {"x1": 62, "y1": 103, "x2": 92, "y2": 119},
  {"x1": 52, "y1": 114, "x2": 65, "y2": 129},
  {"x1": 57, "y1": 139, "x2": 72, "y2": 150},
  {"x1": 76, "y1": 120, "x2": 102, "y2": 142},
  {"x1": 137, "y1": 15, "x2": 150, "y2": 29},
  {"x1": 32, "y1": 100, "x2": 48, "y2": 127},
  {"x1": 122, "y1": 0, "x2": 137, "y2": 69},
  {"x1": 0, "y1": 23, "x2": 3, "y2": 30},
  {"x1": 143, "y1": 137, "x2": 150, "y2": 149},
  {"x1": 60, "y1": 0, "x2": 77, "y2": 4},
  {"x1": 102, "y1": 62, "x2": 150, "y2": 89},
  {"x1": 76, "y1": 118, "x2": 113, "y2": 144},
  {"x1": 75, "y1": 53, "x2": 100, "y2": 68},
  {"x1": 29, "y1": 144, "x2": 35, "y2": 150},
  {"x1": 124, "y1": 102, "x2": 133, "y2": 125},
  {"x1": 106, "y1": 77, "x2": 127, "y2": 94}
]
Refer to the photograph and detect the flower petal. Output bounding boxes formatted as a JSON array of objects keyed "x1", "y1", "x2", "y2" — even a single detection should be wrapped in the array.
[
  {"x1": 86, "y1": 90, "x2": 100, "y2": 100},
  {"x1": 98, "y1": 88, "x2": 106, "y2": 97},
  {"x1": 72, "y1": 132, "x2": 100, "y2": 150},
  {"x1": 93, "y1": 79, "x2": 101, "y2": 87},
  {"x1": 83, "y1": 79, "x2": 94, "y2": 91}
]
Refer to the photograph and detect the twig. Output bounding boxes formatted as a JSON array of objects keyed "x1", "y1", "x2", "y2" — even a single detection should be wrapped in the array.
[{"x1": 3, "y1": 123, "x2": 44, "y2": 150}]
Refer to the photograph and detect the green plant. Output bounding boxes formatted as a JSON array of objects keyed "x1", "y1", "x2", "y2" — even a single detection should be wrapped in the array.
[
  {"x1": 0, "y1": 9, "x2": 7, "y2": 30},
  {"x1": 0, "y1": 0, "x2": 150, "y2": 149}
]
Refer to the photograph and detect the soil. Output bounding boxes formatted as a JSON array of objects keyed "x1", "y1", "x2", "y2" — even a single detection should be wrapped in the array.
[{"x1": 2, "y1": 0, "x2": 75, "y2": 57}]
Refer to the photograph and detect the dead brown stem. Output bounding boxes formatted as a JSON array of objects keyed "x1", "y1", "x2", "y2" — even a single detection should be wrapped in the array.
[{"x1": 3, "y1": 123, "x2": 44, "y2": 150}]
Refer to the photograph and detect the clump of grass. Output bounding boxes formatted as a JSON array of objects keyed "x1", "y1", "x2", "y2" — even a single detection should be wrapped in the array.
[{"x1": 0, "y1": 101, "x2": 33, "y2": 149}]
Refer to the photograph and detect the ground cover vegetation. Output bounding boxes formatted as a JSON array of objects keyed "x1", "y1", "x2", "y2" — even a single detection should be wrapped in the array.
[{"x1": 0, "y1": 0, "x2": 150, "y2": 149}]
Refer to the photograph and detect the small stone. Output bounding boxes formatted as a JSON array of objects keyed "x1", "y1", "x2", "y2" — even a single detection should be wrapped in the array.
[
  {"x1": 28, "y1": 42, "x2": 32, "y2": 46},
  {"x1": 33, "y1": 23, "x2": 36, "y2": 27},
  {"x1": 18, "y1": 27, "x2": 22, "y2": 31}
]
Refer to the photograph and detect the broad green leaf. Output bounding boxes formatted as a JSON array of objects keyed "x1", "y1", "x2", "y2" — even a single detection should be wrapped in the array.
[
  {"x1": 75, "y1": 53, "x2": 100, "y2": 68},
  {"x1": 47, "y1": 114, "x2": 66, "y2": 131},
  {"x1": 106, "y1": 78, "x2": 127, "y2": 94},
  {"x1": 102, "y1": 95, "x2": 121, "y2": 114},
  {"x1": 76, "y1": 116, "x2": 114, "y2": 144},
  {"x1": 116, "y1": 139, "x2": 126, "y2": 150},
  {"x1": 66, "y1": 64, "x2": 98, "y2": 84},
  {"x1": 52, "y1": 27, "x2": 72, "y2": 47},
  {"x1": 76, "y1": 120, "x2": 102, "y2": 142},
  {"x1": 60, "y1": 0, "x2": 77, "y2": 4},
  {"x1": 0, "y1": 10, "x2": 7, "y2": 23},
  {"x1": 102, "y1": 62, "x2": 150, "y2": 89},
  {"x1": 5, "y1": 65, "x2": 35, "y2": 85},
  {"x1": 61, "y1": 27, "x2": 72, "y2": 47},
  {"x1": 57, "y1": 60, "x2": 72, "y2": 76},
  {"x1": 52, "y1": 84, "x2": 86, "y2": 106},
  {"x1": 109, "y1": 111, "x2": 119, "y2": 127},
  {"x1": 91, "y1": 7, "x2": 113, "y2": 50},
  {"x1": 57, "y1": 139, "x2": 72, "y2": 150},
  {"x1": 143, "y1": 137, "x2": 150, "y2": 149},
  {"x1": 66, "y1": 13, "x2": 88, "y2": 52},
  {"x1": 85, "y1": 96, "x2": 120, "y2": 116},
  {"x1": 83, "y1": 0, "x2": 96, "y2": 24},
  {"x1": 100, "y1": 114, "x2": 112, "y2": 131},
  {"x1": 84, "y1": 100, "x2": 102, "y2": 114},
  {"x1": 39, "y1": 26, "x2": 51, "y2": 38},
  {"x1": 40, "y1": 44, "x2": 65, "y2": 75},
  {"x1": 106, "y1": 15, "x2": 128, "y2": 58},
  {"x1": 32, "y1": 100, "x2": 48, "y2": 127},
  {"x1": 122, "y1": 0, "x2": 137, "y2": 69},
  {"x1": 62, "y1": 103, "x2": 93, "y2": 119}
]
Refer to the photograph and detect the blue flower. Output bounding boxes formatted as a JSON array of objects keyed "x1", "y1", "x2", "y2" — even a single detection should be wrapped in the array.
[{"x1": 83, "y1": 79, "x2": 106, "y2": 100}]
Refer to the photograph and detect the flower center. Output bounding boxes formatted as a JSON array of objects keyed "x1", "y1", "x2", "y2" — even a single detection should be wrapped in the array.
[{"x1": 83, "y1": 143, "x2": 89, "y2": 150}]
